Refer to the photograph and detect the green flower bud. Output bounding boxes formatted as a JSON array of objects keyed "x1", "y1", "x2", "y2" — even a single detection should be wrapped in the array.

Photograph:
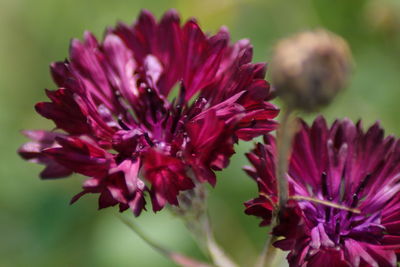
[{"x1": 271, "y1": 29, "x2": 352, "y2": 112}]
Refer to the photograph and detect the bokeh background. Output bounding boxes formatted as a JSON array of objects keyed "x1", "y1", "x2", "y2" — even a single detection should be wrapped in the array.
[{"x1": 1, "y1": 0, "x2": 400, "y2": 266}]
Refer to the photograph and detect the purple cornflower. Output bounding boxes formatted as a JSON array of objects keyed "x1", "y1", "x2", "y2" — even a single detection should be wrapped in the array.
[
  {"x1": 245, "y1": 116, "x2": 400, "y2": 267},
  {"x1": 19, "y1": 10, "x2": 278, "y2": 216}
]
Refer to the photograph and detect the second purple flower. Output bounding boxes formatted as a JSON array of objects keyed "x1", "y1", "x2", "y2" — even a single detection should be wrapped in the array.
[{"x1": 245, "y1": 117, "x2": 400, "y2": 267}]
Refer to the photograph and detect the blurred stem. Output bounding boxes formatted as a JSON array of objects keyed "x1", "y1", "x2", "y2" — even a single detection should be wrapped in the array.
[
  {"x1": 255, "y1": 106, "x2": 296, "y2": 267},
  {"x1": 264, "y1": 238, "x2": 279, "y2": 267},
  {"x1": 255, "y1": 230, "x2": 278, "y2": 267},
  {"x1": 204, "y1": 211, "x2": 238, "y2": 267},
  {"x1": 276, "y1": 106, "x2": 295, "y2": 208},
  {"x1": 174, "y1": 183, "x2": 238, "y2": 267},
  {"x1": 118, "y1": 214, "x2": 214, "y2": 267}
]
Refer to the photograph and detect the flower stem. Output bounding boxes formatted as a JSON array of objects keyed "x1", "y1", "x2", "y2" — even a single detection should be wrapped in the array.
[
  {"x1": 254, "y1": 210, "x2": 283, "y2": 267},
  {"x1": 276, "y1": 106, "x2": 295, "y2": 208},
  {"x1": 203, "y1": 211, "x2": 238, "y2": 267},
  {"x1": 173, "y1": 183, "x2": 238, "y2": 267},
  {"x1": 118, "y1": 214, "x2": 215, "y2": 267},
  {"x1": 255, "y1": 106, "x2": 296, "y2": 267},
  {"x1": 254, "y1": 229, "x2": 276, "y2": 267},
  {"x1": 264, "y1": 237, "x2": 280, "y2": 267}
]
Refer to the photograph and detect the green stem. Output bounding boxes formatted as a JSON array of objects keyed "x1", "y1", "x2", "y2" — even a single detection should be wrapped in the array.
[
  {"x1": 174, "y1": 183, "x2": 238, "y2": 267},
  {"x1": 118, "y1": 214, "x2": 215, "y2": 267},
  {"x1": 277, "y1": 106, "x2": 295, "y2": 208},
  {"x1": 263, "y1": 236, "x2": 279, "y2": 267},
  {"x1": 203, "y1": 211, "x2": 238, "y2": 267},
  {"x1": 255, "y1": 106, "x2": 296, "y2": 267},
  {"x1": 254, "y1": 216, "x2": 279, "y2": 267},
  {"x1": 118, "y1": 214, "x2": 168, "y2": 256}
]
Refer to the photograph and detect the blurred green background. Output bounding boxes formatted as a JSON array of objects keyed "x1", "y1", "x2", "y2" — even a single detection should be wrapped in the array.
[{"x1": 1, "y1": 0, "x2": 400, "y2": 266}]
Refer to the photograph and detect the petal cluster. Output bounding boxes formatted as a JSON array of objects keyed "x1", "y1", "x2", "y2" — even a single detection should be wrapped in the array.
[
  {"x1": 245, "y1": 117, "x2": 400, "y2": 267},
  {"x1": 19, "y1": 10, "x2": 278, "y2": 215}
]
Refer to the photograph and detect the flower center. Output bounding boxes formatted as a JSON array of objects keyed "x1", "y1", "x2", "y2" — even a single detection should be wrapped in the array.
[{"x1": 306, "y1": 172, "x2": 384, "y2": 248}]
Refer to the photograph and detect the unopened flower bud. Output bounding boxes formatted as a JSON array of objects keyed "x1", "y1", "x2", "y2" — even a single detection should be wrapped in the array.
[
  {"x1": 271, "y1": 29, "x2": 352, "y2": 112},
  {"x1": 365, "y1": 0, "x2": 400, "y2": 35}
]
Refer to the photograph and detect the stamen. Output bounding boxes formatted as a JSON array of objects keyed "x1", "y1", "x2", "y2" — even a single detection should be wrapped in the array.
[
  {"x1": 325, "y1": 207, "x2": 331, "y2": 222},
  {"x1": 171, "y1": 104, "x2": 182, "y2": 134},
  {"x1": 118, "y1": 119, "x2": 130, "y2": 130},
  {"x1": 170, "y1": 83, "x2": 186, "y2": 134},
  {"x1": 146, "y1": 88, "x2": 157, "y2": 122},
  {"x1": 351, "y1": 194, "x2": 359, "y2": 208},
  {"x1": 332, "y1": 218, "x2": 342, "y2": 245},
  {"x1": 346, "y1": 194, "x2": 359, "y2": 219},
  {"x1": 355, "y1": 173, "x2": 371, "y2": 196},
  {"x1": 321, "y1": 172, "x2": 328, "y2": 197},
  {"x1": 177, "y1": 82, "x2": 186, "y2": 107},
  {"x1": 320, "y1": 172, "x2": 333, "y2": 222},
  {"x1": 187, "y1": 96, "x2": 207, "y2": 119},
  {"x1": 162, "y1": 111, "x2": 170, "y2": 128},
  {"x1": 339, "y1": 166, "x2": 346, "y2": 202},
  {"x1": 143, "y1": 133, "x2": 154, "y2": 147},
  {"x1": 335, "y1": 219, "x2": 340, "y2": 236}
]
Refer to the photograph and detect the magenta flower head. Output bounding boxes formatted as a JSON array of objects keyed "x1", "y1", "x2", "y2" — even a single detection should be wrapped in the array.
[
  {"x1": 245, "y1": 117, "x2": 400, "y2": 267},
  {"x1": 18, "y1": 10, "x2": 278, "y2": 216}
]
